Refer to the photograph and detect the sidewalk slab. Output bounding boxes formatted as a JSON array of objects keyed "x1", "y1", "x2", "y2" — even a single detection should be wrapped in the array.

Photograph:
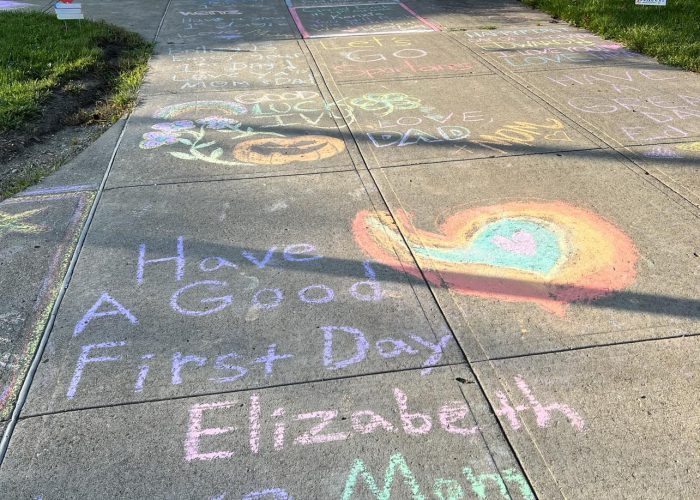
[
  {"x1": 1, "y1": 367, "x2": 536, "y2": 499},
  {"x1": 520, "y1": 65, "x2": 700, "y2": 147},
  {"x1": 308, "y1": 32, "x2": 492, "y2": 85},
  {"x1": 330, "y1": 74, "x2": 598, "y2": 168},
  {"x1": 359, "y1": 150, "x2": 700, "y2": 360},
  {"x1": 472, "y1": 335, "x2": 700, "y2": 499},
  {"x1": 21, "y1": 173, "x2": 464, "y2": 415},
  {"x1": 287, "y1": 3, "x2": 438, "y2": 39},
  {"x1": 624, "y1": 140, "x2": 700, "y2": 208},
  {"x1": 0, "y1": 191, "x2": 93, "y2": 421},
  {"x1": 142, "y1": 41, "x2": 317, "y2": 95},
  {"x1": 83, "y1": 0, "x2": 169, "y2": 40},
  {"x1": 158, "y1": 0, "x2": 300, "y2": 45},
  {"x1": 106, "y1": 90, "x2": 355, "y2": 188},
  {"x1": 403, "y1": 0, "x2": 553, "y2": 30},
  {"x1": 455, "y1": 26, "x2": 655, "y2": 73}
]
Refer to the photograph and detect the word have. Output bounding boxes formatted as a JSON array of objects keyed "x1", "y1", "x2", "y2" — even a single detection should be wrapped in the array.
[
  {"x1": 66, "y1": 328, "x2": 452, "y2": 399},
  {"x1": 184, "y1": 378, "x2": 584, "y2": 461}
]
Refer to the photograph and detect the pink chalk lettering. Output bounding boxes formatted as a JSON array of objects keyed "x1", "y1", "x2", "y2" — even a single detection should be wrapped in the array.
[
  {"x1": 438, "y1": 402, "x2": 479, "y2": 436},
  {"x1": 210, "y1": 353, "x2": 247, "y2": 383},
  {"x1": 253, "y1": 344, "x2": 293, "y2": 376},
  {"x1": 294, "y1": 410, "x2": 350, "y2": 445},
  {"x1": 282, "y1": 244, "x2": 322, "y2": 262},
  {"x1": 73, "y1": 292, "x2": 138, "y2": 336},
  {"x1": 322, "y1": 325, "x2": 369, "y2": 370},
  {"x1": 137, "y1": 235, "x2": 185, "y2": 285},
  {"x1": 298, "y1": 284, "x2": 335, "y2": 304},
  {"x1": 185, "y1": 401, "x2": 236, "y2": 461},
  {"x1": 242, "y1": 246, "x2": 276, "y2": 269},
  {"x1": 272, "y1": 407, "x2": 286, "y2": 450},
  {"x1": 351, "y1": 410, "x2": 396, "y2": 434},
  {"x1": 67, "y1": 342, "x2": 127, "y2": 399},
  {"x1": 409, "y1": 334, "x2": 453, "y2": 375},
  {"x1": 199, "y1": 256, "x2": 239, "y2": 272},
  {"x1": 172, "y1": 352, "x2": 207, "y2": 385},
  {"x1": 376, "y1": 338, "x2": 419, "y2": 359},
  {"x1": 394, "y1": 388, "x2": 432, "y2": 435},
  {"x1": 494, "y1": 391, "x2": 525, "y2": 430},
  {"x1": 170, "y1": 280, "x2": 233, "y2": 316},
  {"x1": 252, "y1": 288, "x2": 284, "y2": 310},
  {"x1": 514, "y1": 375, "x2": 585, "y2": 431},
  {"x1": 249, "y1": 394, "x2": 261, "y2": 454}
]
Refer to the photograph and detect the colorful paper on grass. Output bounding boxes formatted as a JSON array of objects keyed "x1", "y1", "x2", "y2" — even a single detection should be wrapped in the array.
[{"x1": 353, "y1": 201, "x2": 638, "y2": 315}]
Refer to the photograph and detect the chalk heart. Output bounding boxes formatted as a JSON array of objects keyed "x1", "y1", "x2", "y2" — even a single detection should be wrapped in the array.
[
  {"x1": 352, "y1": 201, "x2": 639, "y2": 316},
  {"x1": 492, "y1": 230, "x2": 536, "y2": 256}
]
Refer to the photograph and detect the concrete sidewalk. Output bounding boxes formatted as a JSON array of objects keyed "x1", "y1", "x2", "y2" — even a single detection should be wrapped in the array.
[{"x1": 0, "y1": 0, "x2": 698, "y2": 498}]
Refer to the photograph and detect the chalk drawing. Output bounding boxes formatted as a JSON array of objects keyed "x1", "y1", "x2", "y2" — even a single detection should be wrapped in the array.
[
  {"x1": 643, "y1": 146, "x2": 681, "y2": 158},
  {"x1": 353, "y1": 201, "x2": 638, "y2": 315},
  {"x1": 351, "y1": 93, "x2": 422, "y2": 116},
  {"x1": 0, "y1": 208, "x2": 46, "y2": 238},
  {"x1": 140, "y1": 99, "x2": 347, "y2": 166},
  {"x1": 675, "y1": 141, "x2": 700, "y2": 152},
  {"x1": 0, "y1": 192, "x2": 94, "y2": 418},
  {"x1": 341, "y1": 452, "x2": 534, "y2": 500}
]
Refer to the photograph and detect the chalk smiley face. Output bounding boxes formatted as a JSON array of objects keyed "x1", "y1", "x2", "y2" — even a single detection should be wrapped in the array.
[
  {"x1": 353, "y1": 201, "x2": 639, "y2": 315},
  {"x1": 233, "y1": 136, "x2": 346, "y2": 165}
]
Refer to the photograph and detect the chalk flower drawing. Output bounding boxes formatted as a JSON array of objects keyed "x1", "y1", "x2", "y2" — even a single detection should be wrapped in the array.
[
  {"x1": 350, "y1": 92, "x2": 422, "y2": 116},
  {"x1": 353, "y1": 202, "x2": 639, "y2": 315},
  {"x1": 139, "y1": 100, "x2": 346, "y2": 167}
]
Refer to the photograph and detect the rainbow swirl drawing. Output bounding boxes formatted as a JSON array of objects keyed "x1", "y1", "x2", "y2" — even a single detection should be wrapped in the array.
[{"x1": 353, "y1": 201, "x2": 638, "y2": 315}]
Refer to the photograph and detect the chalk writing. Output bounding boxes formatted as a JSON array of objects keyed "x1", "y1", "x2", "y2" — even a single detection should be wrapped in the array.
[
  {"x1": 353, "y1": 201, "x2": 638, "y2": 315},
  {"x1": 342, "y1": 452, "x2": 534, "y2": 499},
  {"x1": 139, "y1": 94, "x2": 350, "y2": 167},
  {"x1": 289, "y1": 3, "x2": 439, "y2": 39}
]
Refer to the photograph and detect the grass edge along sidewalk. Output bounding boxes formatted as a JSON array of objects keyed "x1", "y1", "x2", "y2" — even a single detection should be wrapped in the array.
[{"x1": 521, "y1": 0, "x2": 699, "y2": 72}]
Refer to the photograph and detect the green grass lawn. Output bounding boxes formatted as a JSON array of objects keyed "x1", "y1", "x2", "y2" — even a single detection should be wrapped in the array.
[
  {"x1": 522, "y1": 0, "x2": 700, "y2": 72},
  {"x1": 0, "y1": 11, "x2": 152, "y2": 132}
]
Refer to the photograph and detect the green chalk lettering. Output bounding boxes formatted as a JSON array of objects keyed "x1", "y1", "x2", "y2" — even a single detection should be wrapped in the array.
[{"x1": 341, "y1": 452, "x2": 426, "y2": 500}]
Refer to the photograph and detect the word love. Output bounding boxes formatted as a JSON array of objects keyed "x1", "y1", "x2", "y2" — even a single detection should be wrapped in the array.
[{"x1": 66, "y1": 328, "x2": 451, "y2": 399}]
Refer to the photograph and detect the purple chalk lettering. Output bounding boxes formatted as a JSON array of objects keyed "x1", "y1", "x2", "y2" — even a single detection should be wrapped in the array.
[
  {"x1": 137, "y1": 236, "x2": 185, "y2": 285},
  {"x1": 242, "y1": 488, "x2": 290, "y2": 500},
  {"x1": 394, "y1": 388, "x2": 432, "y2": 435},
  {"x1": 298, "y1": 284, "x2": 334, "y2": 304},
  {"x1": 134, "y1": 364, "x2": 150, "y2": 393},
  {"x1": 73, "y1": 292, "x2": 138, "y2": 336},
  {"x1": 170, "y1": 280, "x2": 233, "y2": 316},
  {"x1": 253, "y1": 344, "x2": 293, "y2": 376},
  {"x1": 67, "y1": 342, "x2": 127, "y2": 399},
  {"x1": 322, "y1": 326, "x2": 369, "y2": 370},
  {"x1": 172, "y1": 352, "x2": 207, "y2": 385},
  {"x1": 409, "y1": 333, "x2": 453, "y2": 375},
  {"x1": 252, "y1": 288, "x2": 284, "y2": 310},
  {"x1": 185, "y1": 401, "x2": 236, "y2": 461},
  {"x1": 199, "y1": 256, "x2": 239, "y2": 272},
  {"x1": 210, "y1": 353, "x2": 247, "y2": 383},
  {"x1": 375, "y1": 338, "x2": 419, "y2": 359},
  {"x1": 438, "y1": 402, "x2": 479, "y2": 436},
  {"x1": 242, "y1": 246, "x2": 276, "y2": 269},
  {"x1": 282, "y1": 244, "x2": 322, "y2": 262},
  {"x1": 349, "y1": 261, "x2": 382, "y2": 301}
]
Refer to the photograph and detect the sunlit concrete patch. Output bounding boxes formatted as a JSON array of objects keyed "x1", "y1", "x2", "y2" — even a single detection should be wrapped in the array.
[
  {"x1": 456, "y1": 26, "x2": 655, "y2": 73},
  {"x1": 363, "y1": 149, "x2": 700, "y2": 360},
  {"x1": 308, "y1": 32, "x2": 492, "y2": 84},
  {"x1": 3, "y1": 367, "x2": 538, "y2": 498},
  {"x1": 158, "y1": 0, "x2": 300, "y2": 45},
  {"x1": 520, "y1": 65, "x2": 700, "y2": 147},
  {"x1": 106, "y1": 90, "x2": 355, "y2": 187},
  {"x1": 402, "y1": 0, "x2": 553, "y2": 30},
  {"x1": 0, "y1": 191, "x2": 94, "y2": 421},
  {"x1": 330, "y1": 74, "x2": 597, "y2": 168},
  {"x1": 624, "y1": 140, "x2": 700, "y2": 209},
  {"x1": 473, "y1": 335, "x2": 700, "y2": 498},
  {"x1": 143, "y1": 40, "x2": 316, "y2": 95},
  {"x1": 21, "y1": 173, "x2": 463, "y2": 415}
]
